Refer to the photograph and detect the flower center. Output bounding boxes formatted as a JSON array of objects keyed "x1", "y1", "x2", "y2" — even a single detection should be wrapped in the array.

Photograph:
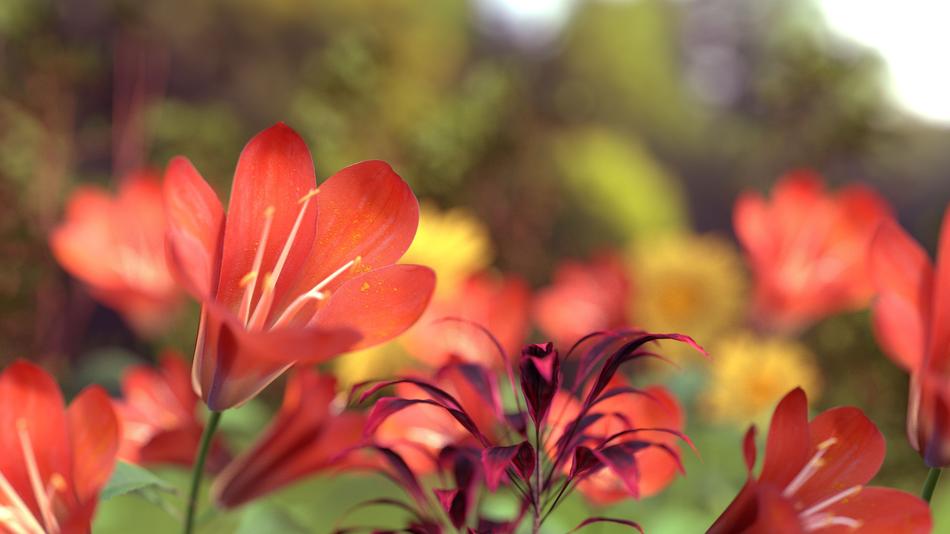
[
  {"x1": 783, "y1": 437, "x2": 863, "y2": 531},
  {"x1": 0, "y1": 420, "x2": 69, "y2": 534},
  {"x1": 235, "y1": 189, "x2": 362, "y2": 331}
]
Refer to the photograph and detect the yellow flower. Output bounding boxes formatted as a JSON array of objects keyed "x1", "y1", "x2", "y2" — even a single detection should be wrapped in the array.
[
  {"x1": 401, "y1": 202, "x2": 493, "y2": 296},
  {"x1": 334, "y1": 343, "x2": 417, "y2": 389},
  {"x1": 631, "y1": 233, "x2": 747, "y2": 347},
  {"x1": 702, "y1": 332, "x2": 822, "y2": 425}
]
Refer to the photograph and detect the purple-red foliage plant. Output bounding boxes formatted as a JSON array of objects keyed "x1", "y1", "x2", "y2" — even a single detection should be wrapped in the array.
[{"x1": 340, "y1": 327, "x2": 706, "y2": 533}]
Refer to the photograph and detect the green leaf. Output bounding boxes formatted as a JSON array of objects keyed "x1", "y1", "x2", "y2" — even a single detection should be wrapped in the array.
[{"x1": 101, "y1": 461, "x2": 176, "y2": 501}]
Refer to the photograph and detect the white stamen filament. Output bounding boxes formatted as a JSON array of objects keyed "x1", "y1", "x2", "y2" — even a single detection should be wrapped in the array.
[
  {"x1": 0, "y1": 469, "x2": 45, "y2": 534},
  {"x1": 17, "y1": 421, "x2": 60, "y2": 533},
  {"x1": 800, "y1": 485, "x2": 861, "y2": 518},
  {"x1": 803, "y1": 513, "x2": 862, "y2": 531},
  {"x1": 240, "y1": 190, "x2": 320, "y2": 330},
  {"x1": 783, "y1": 438, "x2": 837, "y2": 497},
  {"x1": 238, "y1": 206, "x2": 275, "y2": 326},
  {"x1": 270, "y1": 256, "x2": 360, "y2": 329}
]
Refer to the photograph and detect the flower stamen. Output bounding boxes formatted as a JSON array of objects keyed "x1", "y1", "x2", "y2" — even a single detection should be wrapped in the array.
[
  {"x1": 271, "y1": 256, "x2": 360, "y2": 329},
  {"x1": 783, "y1": 437, "x2": 837, "y2": 498},
  {"x1": 17, "y1": 419, "x2": 60, "y2": 533},
  {"x1": 238, "y1": 206, "x2": 276, "y2": 326}
]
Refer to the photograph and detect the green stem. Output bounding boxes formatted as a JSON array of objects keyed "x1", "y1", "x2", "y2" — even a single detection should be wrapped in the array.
[
  {"x1": 183, "y1": 411, "x2": 222, "y2": 534},
  {"x1": 922, "y1": 467, "x2": 942, "y2": 504}
]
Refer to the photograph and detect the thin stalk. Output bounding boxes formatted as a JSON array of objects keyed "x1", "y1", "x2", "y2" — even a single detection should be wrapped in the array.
[
  {"x1": 183, "y1": 411, "x2": 222, "y2": 534},
  {"x1": 922, "y1": 467, "x2": 942, "y2": 504},
  {"x1": 532, "y1": 425, "x2": 543, "y2": 534}
]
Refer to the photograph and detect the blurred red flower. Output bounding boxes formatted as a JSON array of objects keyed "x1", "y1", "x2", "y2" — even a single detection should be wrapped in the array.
[
  {"x1": 211, "y1": 367, "x2": 365, "y2": 508},
  {"x1": 115, "y1": 352, "x2": 229, "y2": 472},
  {"x1": 548, "y1": 378, "x2": 684, "y2": 503},
  {"x1": 870, "y1": 205, "x2": 950, "y2": 466},
  {"x1": 374, "y1": 361, "x2": 502, "y2": 474},
  {"x1": 734, "y1": 171, "x2": 891, "y2": 331},
  {"x1": 533, "y1": 253, "x2": 632, "y2": 348},
  {"x1": 164, "y1": 123, "x2": 435, "y2": 410},
  {"x1": 709, "y1": 388, "x2": 931, "y2": 533},
  {"x1": 403, "y1": 272, "x2": 530, "y2": 368},
  {"x1": 50, "y1": 171, "x2": 181, "y2": 335},
  {"x1": 0, "y1": 360, "x2": 120, "y2": 534}
]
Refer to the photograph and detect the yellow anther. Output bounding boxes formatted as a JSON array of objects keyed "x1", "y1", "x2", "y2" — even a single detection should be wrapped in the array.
[
  {"x1": 298, "y1": 188, "x2": 320, "y2": 204},
  {"x1": 239, "y1": 271, "x2": 258, "y2": 287},
  {"x1": 360, "y1": 282, "x2": 370, "y2": 292},
  {"x1": 263, "y1": 272, "x2": 276, "y2": 289},
  {"x1": 264, "y1": 205, "x2": 276, "y2": 218},
  {"x1": 50, "y1": 473, "x2": 67, "y2": 492}
]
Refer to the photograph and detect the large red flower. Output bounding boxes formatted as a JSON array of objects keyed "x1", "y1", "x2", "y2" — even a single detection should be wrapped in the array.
[
  {"x1": 709, "y1": 388, "x2": 931, "y2": 534},
  {"x1": 115, "y1": 353, "x2": 229, "y2": 471},
  {"x1": 50, "y1": 171, "x2": 180, "y2": 335},
  {"x1": 211, "y1": 367, "x2": 365, "y2": 508},
  {"x1": 0, "y1": 360, "x2": 120, "y2": 534},
  {"x1": 734, "y1": 171, "x2": 891, "y2": 331},
  {"x1": 402, "y1": 272, "x2": 530, "y2": 368},
  {"x1": 870, "y1": 204, "x2": 950, "y2": 466},
  {"x1": 164, "y1": 123, "x2": 436, "y2": 410},
  {"x1": 533, "y1": 253, "x2": 632, "y2": 348}
]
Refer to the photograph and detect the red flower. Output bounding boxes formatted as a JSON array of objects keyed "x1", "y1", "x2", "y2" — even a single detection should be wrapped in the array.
[
  {"x1": 164, "y1": 123, "x2": 436, "y2": 410},
  {"x1": 534, "y1": 253, "x2": 632, "y2": 348},
  {"x1": 709, "y1": 388, "x2": 931, "y2": 533},
  {"x1": 546, "y1": 377, "x2": 685, "y2": 503},
  {"x1": 870, "y1": 205, "x2": 950, "y2": 466},
  {"x1": 115, "y1": 352, "x2": 229, "y2": 471},
  {"x1": 0, "y1": 360, "x2": 120, "y2": 534},
  {"x1": 403, "y1": 272, "x2": 530, "y2": 368},
  {"x1": 211, "y1": 367, "x2": 365, "y2": 508},
  {"x1": 734, "y1": 171, "x2": 891, "y2": 331},
  {"x1": 374, "y1": 362, "x2": 502, "y2": 474},
  {"x1": 50, "y1": 171, "x2": 181, "y2": 335}
]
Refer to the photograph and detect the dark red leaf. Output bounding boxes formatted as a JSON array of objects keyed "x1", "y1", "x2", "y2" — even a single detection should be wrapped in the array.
[
  {"x1": 520, "y1": 342, "x2": 560, "y2": 426},
  {"x1": 567, "y1": 517, "x2": 644, "y2": 533}
]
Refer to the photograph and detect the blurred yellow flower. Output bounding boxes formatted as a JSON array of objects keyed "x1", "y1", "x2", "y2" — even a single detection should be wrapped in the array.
[
  {"x1": 334, "y1": 343, "x2": 417, "y2": 389},
  {"x1": 401, "y1": 202, "x2": 493, "y2": 296},
  {"x1": 703, "y1": 333, "x2": 822, "y2": 425},
  {"x1": 631, "y1": 234, "x2": 746, "y2": 347}
]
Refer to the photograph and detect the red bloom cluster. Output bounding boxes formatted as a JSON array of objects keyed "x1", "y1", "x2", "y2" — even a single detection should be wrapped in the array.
[
  {"x1": 734, "y1": 171, "x2": 891, "y2": 332},
  {"x1": 347, "y1": 330, "x2": 703, "y2": 532},
  {"x1": 870, "y1": 205, "x2": 950, "y2": 467},
  {"x1": 711, "y1": 388, "x2": 931, "y2": 533},
  {"x1": 163, "y1": 123, "x2": 436, "y2": 410}
]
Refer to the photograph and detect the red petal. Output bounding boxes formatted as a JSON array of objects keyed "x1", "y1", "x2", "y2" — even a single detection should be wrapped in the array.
[
  {"x1": 795, "y1": 406, "x2": 883, "y2": 504},
  {"x1": 759, "y1": 388, "x2": 811, "y2": 488},
  {"x1": 194, "y1": 303, "x2": 360, "y2": 410},
  {"x1": 869, "y1": 218, "x2": 933, "y2": 370},
  {"x1": 312, "y1": 264, "x2": 436, "y2": 350},
  {"x1": 163, "y1": 156, "x2": 224, "y2": 298},
  {"x1": 50, "y1": 187, "x2": 122, "y2": 290},
  {"x1": 928, "y1": 205, "x2": 950, "y2": 375},
  {"x1": 68, "y1": 386, "x2": 120, "y2": 502},
  {"x1": 291, "y1": 160, "x2": 419, "y2": 298},
  {"x1": 819, "y1": 487, "x2": 931, "y2": 534},
  {"x1": 741, "y1": 427, "x2": 757, "y2": 475},
  {"x1": 216, "y1": 123, "x2": 318, "y2": 312},
  {"x1": 0, "y1": 361, "x2": 70, "y2": 518},
  {"x1": 405, "y1": 273, "x2": 530, "y2": 368},
  {"x1": 733, "y1": 193, "x2": 774, "y2": 265},
  {"x1": 213, "y1": 369, "x2": 363, "y2": 508}
]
